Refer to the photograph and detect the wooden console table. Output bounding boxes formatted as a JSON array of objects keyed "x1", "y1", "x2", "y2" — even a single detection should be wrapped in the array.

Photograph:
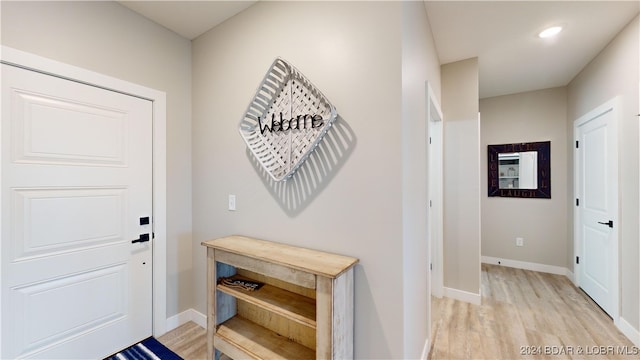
[{"x1": 202, "y1": 235, "x2": 358, "y2": 359}]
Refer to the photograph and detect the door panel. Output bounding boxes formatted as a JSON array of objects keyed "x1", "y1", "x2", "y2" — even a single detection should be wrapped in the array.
[
  {"x1": 576, "y1": 106, "x2": 617, "y2": 318},
  {"x1": 583, "y1": 226, "x2": 609, "y2": 287},
  {"x1": 11, "y1": 264, "x2": 127, "y2": 355},
  {"x1": 12, "y1": 187, "x2": 125, "y2": 260},
  {"x1": 584, "y1": 125, "x2": 607, "y2": 211},
  {"x1": 2, "y1": 64, "x2": 152, "y2": 359},
  {"x1": 11, "y1": 89, "x2": 127, "y2": 166}
]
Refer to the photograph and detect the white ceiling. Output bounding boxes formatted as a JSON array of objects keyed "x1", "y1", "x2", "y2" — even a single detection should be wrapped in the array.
[
  {"x1": 118, "y1": 1, "x2": 256, "y2": 40},
  {"x1": 119, "y1": 1, "x2": 640, "y2": 99},
  {"x1": 425, "y1": 1, "x2": 640, "y2": 98}
]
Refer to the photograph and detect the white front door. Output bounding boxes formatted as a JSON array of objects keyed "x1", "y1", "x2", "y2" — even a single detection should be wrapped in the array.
[
  {"x1": 575, "y1": 99, "x2": 618, "y2": 319},
  {"x1": 1, "y1": 64, "x2": 153, "y2": 359}
]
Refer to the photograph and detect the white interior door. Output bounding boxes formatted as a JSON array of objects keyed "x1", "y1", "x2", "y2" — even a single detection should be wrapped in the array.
[
  {"x1": 1, "y1": 64, "x2": 153, "y2": 359},
  {"x1": 427, "y1": 82, "x2": 443, "y2": 298},
  {"x1": 575, "y1": 99, "x2": 618, "y2": 319}
]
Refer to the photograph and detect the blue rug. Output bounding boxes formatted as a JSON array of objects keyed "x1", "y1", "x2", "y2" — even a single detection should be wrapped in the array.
[{"x1": 105, "y1": 337, "x2": 183, "y2": 360}]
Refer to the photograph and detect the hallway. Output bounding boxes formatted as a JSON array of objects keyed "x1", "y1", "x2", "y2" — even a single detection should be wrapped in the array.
[{"x1": 429, "y1": 264, "x2": 636, "y2": 359}]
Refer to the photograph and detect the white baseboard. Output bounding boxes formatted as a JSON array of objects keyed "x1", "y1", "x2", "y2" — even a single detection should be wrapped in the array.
[
  {"x1": 618, "y1": 317, "x2": 640, "y2": 347},
  {"x1": 565, "y1": 269, "x2": 575, "y2": 284},
  {"x1": 443, "y1": 287, "x2": 481, "y2": 305},
  {"x1": 482, "y1": 256, "x2": 572, "y2": 278},
  {"x1": 191, "y1": 309, "x2": 207, "y2": 328},
  {"x1": 166, "y1": 309, "x2": 207, "y2": 332},
  {"x1": 165, "y1": 310, "x2": 190, "y2": 332}
]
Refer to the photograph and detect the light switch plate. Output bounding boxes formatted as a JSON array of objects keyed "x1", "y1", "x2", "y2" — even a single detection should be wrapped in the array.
[{"x1": 228, "y1": 194, "x2": 236, "y2": 211}]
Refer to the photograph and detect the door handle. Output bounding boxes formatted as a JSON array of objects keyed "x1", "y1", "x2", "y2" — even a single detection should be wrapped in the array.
[
  {"x1": 597, "y1": 220, "x2": 613, "y2": 228},
  {"x1": 132, "y1": 233, "x2": 150, "y2": 243}
]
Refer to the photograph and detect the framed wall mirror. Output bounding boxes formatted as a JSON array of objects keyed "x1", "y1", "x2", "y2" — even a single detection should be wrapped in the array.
[{"x1": 488, "y1": 141, "x2": 551, "y2": 198}]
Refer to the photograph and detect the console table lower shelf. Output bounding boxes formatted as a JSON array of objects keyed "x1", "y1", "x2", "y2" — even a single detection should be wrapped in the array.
[
  {"x1": 215, "y1": 316, "x2": 316, "y2": 360},
  {"x1": 202, "y1": 235, "x2": 358, "y2": 360}
]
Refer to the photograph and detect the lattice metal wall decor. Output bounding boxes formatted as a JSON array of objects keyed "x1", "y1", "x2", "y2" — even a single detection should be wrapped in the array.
[{"x1": 239, "y1": 58, "x2": 337, "y2": 181}]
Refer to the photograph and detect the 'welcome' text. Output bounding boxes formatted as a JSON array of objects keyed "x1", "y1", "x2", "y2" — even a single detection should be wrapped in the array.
[{"x1": 258, "y1": 113, "x2": 324, "y2": 135}]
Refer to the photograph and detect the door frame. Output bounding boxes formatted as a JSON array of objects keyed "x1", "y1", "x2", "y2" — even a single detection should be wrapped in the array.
[
  {"x1": 573, "y1": 96, "x2": 620, "y2": 324},
  {"x1": 427, "y1": 81, "x2": 444, "y2": 298},
  {"x1": 0, "y1": 46, "x2": 168, "y2": 350}
]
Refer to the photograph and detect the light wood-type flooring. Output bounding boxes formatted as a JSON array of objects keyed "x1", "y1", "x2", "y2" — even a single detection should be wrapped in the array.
[
  {"x1": 429, "y1": 264, "x2": 637, "y2": 359},
  {"x1": 158, "y1": 321, "x2": 207, "y2": 359},
  {"x1": 159, "y1": 264, "x2": 638, "y2": 359}
]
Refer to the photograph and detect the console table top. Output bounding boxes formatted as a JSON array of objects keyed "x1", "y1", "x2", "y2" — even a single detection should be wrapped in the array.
[{"x1": 202, "y1": 235, "x2": 358, "y2": 279}]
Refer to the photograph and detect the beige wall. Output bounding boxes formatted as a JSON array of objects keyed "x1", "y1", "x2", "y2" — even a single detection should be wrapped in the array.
[
  {"x1": 190, "y1": 1, "x2": 423, "y2": 358},
  {"x1": 441, "y1": 58, "x2": 481, "y2": 295},
  {"x1": 401, "y1": 1, "x2": 441, "y2": 356},
  {"x1": 480, "y1": 87, "x2": 568, "y2": 268},
  {"x1": 568, "y1": 15, "x2": 639, "y2": 331},
  {"x1": 1, "y1": 1, "x2": 194, "y2": 319}
]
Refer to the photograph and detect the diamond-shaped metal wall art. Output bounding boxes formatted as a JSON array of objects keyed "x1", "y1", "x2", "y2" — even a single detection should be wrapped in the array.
[{"x1": 239, "y1": 58, "x2": 337, "y2": 181}]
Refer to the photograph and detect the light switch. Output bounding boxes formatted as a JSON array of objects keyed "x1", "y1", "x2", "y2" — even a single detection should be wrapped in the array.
[{"x1": 228, "y1": 194, "x2": 236, "y2": 211}]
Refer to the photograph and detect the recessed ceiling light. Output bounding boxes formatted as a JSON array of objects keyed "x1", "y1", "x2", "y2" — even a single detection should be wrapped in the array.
[{"x1": 538, "y1": 26, "x2": 563, "y2": 38}]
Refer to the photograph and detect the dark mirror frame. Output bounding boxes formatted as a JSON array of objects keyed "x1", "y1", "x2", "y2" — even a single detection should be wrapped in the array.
[{"x1": 488, "y1": 141, "x2": 551, "y2": 198}]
